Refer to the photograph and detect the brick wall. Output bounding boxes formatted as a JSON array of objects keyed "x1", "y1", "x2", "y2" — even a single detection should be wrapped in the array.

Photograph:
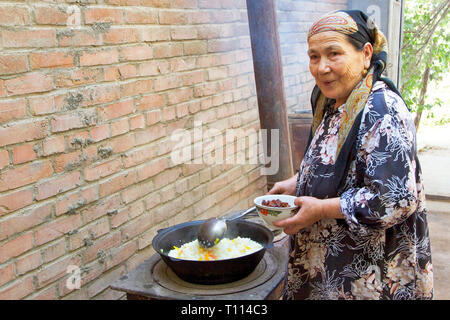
[
  {"x1": 277, "y1": 0, "x2": 348, "y2": 113},
  {"x1": 0, "y1": 0, "x2": 348, "y2": 300},
  {"x1": 0, "y1": 0, "x2": 266, "y2": 300}
]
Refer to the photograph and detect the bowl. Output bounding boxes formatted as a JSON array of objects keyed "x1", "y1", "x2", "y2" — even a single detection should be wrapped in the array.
[{"x1": 253, "y1": 195, "x2": 298, "y2": 230}]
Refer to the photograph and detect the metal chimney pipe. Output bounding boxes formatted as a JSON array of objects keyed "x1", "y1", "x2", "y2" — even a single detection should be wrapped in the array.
[{"x1": 246, "y1": 0, "x2": 294, "y2": 189}]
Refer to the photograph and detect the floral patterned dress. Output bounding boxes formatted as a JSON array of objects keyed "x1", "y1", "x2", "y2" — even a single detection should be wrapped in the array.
[{"x1": 287, "y1": 81, "x2": 433, "y2": 300}]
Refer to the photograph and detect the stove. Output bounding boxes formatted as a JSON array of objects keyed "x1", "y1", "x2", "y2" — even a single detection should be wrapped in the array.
[{"x1": 110, "y1": 217, "x2": 290, "y2": 300}]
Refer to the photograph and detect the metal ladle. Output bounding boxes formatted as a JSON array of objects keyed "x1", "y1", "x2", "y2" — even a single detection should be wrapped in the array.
[{"x1": 197, "y1": 206, "x2": 257, "y2": 249}]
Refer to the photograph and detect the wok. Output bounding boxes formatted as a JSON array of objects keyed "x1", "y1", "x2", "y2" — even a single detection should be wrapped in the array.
[{"x1": 152, "y1": 219, "x2": 274, "y2": 284}]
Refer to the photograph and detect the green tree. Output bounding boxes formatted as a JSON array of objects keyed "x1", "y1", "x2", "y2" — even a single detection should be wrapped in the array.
[{"x1": 400, "y1": 0, "x2": 450, "y2": 129}]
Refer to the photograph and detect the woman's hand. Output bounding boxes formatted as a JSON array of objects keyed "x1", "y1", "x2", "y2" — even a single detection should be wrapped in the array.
[
  {"x1": 273, "y1": 197, "x2": 342, "y2": 235},
  {"x1": 267, "y1": 173, "x2": 298, "y2": 195}
]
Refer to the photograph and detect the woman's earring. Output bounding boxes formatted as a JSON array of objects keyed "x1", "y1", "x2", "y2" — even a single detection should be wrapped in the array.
[{"x1": 362, "y1": 69, "x2": 368, "y2": 77}]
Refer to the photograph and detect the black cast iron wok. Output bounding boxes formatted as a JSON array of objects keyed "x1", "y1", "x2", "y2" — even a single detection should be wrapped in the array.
[{"x1": 152, "y1": 219, "x2": 274, "y2": 284}]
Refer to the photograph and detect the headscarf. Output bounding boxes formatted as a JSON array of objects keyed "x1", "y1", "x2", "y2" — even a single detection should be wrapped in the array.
[{"x1": 304, "y1": 10, "x2": 405, "y2": 196}]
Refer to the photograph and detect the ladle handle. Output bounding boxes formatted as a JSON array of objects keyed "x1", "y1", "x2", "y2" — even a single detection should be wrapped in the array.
[{"x1": 222, "y1": 206, "x2": 256, "y2": 221}]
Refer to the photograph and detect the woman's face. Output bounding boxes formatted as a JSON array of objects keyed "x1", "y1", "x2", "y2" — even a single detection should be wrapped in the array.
[{"x1": 307, "y1": 31, "x2": 373, "y2": 107}]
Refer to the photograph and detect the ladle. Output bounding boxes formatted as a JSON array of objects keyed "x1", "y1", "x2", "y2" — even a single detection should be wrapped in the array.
[{"x1": 197, "y1": 206, "x2": 256, "y2": 248}]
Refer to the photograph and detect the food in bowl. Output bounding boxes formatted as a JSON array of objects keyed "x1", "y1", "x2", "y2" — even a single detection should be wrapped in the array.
[
  {"x1": 254, "y1": 194, "x2": 298, "y2": 229},
  {"x1": 167, "y1": 237, "x2": 263, "y2": 261},
  {"x1": 262, "y1": 199, "x2": 289, "y2": 207}
]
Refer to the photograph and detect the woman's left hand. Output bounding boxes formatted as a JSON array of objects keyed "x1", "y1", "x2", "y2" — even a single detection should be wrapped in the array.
[{"x1": 272, "y1": 196, "x2": 325, "y2": 235}]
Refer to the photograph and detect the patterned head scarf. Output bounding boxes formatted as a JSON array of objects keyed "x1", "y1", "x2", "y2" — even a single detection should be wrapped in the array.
[{"x1": 305, "y1": 10, "x2": 403, "y2": 195}]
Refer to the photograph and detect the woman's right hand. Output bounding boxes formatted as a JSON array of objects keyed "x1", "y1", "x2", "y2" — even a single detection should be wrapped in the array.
[{"x1": 267, "y1": 173, "x2": 298, "y2": 195}]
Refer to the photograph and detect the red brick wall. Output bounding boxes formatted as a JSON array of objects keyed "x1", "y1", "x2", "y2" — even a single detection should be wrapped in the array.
[
  {"x1": 277, "y1": 0, "x2": 348, "y2": 113},
  {"x1": 0, "y1": 0, "x2": 266, "y2": 300},
  {"x1": 0, "y1": 0, "x2": 348, "y2": 300}
]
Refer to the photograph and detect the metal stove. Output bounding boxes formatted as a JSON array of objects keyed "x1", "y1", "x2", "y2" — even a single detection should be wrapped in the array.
[{"x1": 110, "y1": 217, "x2": 290, "y2": 300}]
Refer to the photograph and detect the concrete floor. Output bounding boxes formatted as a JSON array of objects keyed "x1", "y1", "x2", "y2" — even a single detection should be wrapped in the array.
[
  {"x1": 417, "y1": 124, "x2": 450, "y2": 300},
  {"x1": 427, "y1": 201, "x2": 450, "y2": 300}
]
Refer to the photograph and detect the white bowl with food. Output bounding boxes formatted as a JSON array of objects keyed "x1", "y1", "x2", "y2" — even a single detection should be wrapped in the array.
[{"x1": 253, "y1": 195, "x2": 298, "y2": 229}]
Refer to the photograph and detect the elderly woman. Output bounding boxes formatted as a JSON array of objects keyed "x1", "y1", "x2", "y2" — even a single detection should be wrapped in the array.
[{"x1": 269, "y1": 10, "x2": 433, "y2": 299}]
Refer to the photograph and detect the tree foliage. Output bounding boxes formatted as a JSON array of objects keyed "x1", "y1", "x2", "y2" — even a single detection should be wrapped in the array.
[{"x1": 400, "y1": 0, "x2": 450, "y2": 129}]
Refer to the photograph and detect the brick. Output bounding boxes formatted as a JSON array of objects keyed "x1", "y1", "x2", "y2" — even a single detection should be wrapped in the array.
[
  {"x1": 0, "y1": 232, "x2": 33, "y2": 264},
  {"x1": 54, "y1": 185, "x2": 98, "y2": 216},
  {"x1": 0, "y1": 98, "x2": 27, "y2": 124},
  {"x1": 121, "y1": 180, "x2": 153, "y2": 204},
  {"x1": 0, "y1": 188, "x2": 34, "y2": 217},
  {"x1": 135, "y1": 93, "x2": 166, "y2": 111},
  {"x1": 34, "y1": 5, "x2": 69, "y2": 25},
  {"x1": 0, "y1": 203, "x2": 52, "y2": 241},
  {"x1": 170, "y1": 26, "x2": 198, "y2": 40},
  {"x1": 79, "y1": 49, "x2": 119, "y2": 66},
  {"x1": 99, "y1": 170, "x2": 136, "y2": 197},
  {"x1": 152, "y1": 43, "x2": 183, "y2": 58},
  {"x1": 208, "y1": 66, "x2": 228, "y2": 80},
  {"x1": 107, "y1": 134, "x2": 135, "y2": 153},
  {"x1": 140, "y1": 26, "x2": 171, "y2": 42},
  {"x1": 34, "y1": 214, "x2": 83, "y2": 246},
  {"x1": 207, "y1": 39, "x2": 237, "y2": 53},
  {"x1": 104, "y1": 241, "x2": 136, "y2": 271},
  {"x1": 0, "y1": 54, "x2": 28, "y2": 75},
  {"x1": 140, "y1": 0, "x2": 170, "y2": 7},
  {"x1": 4, "y1": 73, "x2": 54, "y2": 96},
  {"x1": 84, "y1": 7, "x2": 124, "y2": 24},
  {"x1": 56, "y1": 68, "x2": 102, "y2": 88},
  {"x1": 168, "y1": 87, "x2": 193, "y2": 105},
  {"x1": 134, "y1": 123, "x2": 166, "y2": 145},
  {"x1": 81, "y1": 232, "x2": 121, "y2": 264},
  {"x1": 0, "y1": 149, "x2": 9, "y2": 170},
  {"x1": 0, "y1": 6, "x2": 31, "y2": 26},
  {"x1": 90, "y1": 124, "x2": 110, "y2": 143},
  {"x1": 138, "y1": 60, "x2": 169, "y2": 76},
  {"x1": 53, "y1": 150, "x2": 82, "y2": 173},
  {"x1": 120, "y1": 45, "x2": 153, "y2": 61},
  {"x1": 159, "y1": 10, "x2": 188, "y2": 25},
  {"x1": 29, "y1": 94, "x2": 64, "y2": 116},
  {"x1": 154, "y1": 74, "x2": 182, "y2": 92},
  {"x1": 42, "y1": 135, "x2": 66, "y2": 156},
  {"x1": 68, "y1": 218, "x2": 110, "y2": 251},
  {"x1": 30, "y1": 51, "x2": 75, "y2": 69},
  {"x1": 124, "y1": 8, "x2": 158, "y2": 24},
  {"x1": 31, "y1": 285, "x2": 58, "y2": 300},
  {"x1": 0, "y1": 275, "x2": 34, "y2": 300},
  {"x1": 118, "y1": 64, "x2": 137, "y2": 79},
  {"x1": 0, "y1": 263, "x2": 15, "y2": 287},
  {"x1": 146, "y1": 109, "x2": 161, "y2": 125},
  {"x1": 84, "y1": 158, "x2": 122, "y2": 182},
  {"x1": 15, "y1": 250, "x2": 42, "y2": 276},
  {"x1": 184, "y1": 40, "x2": 208, "y2": 55},
  {"x1": 57, "y1": 29, "x2": 102, "y2": 47},
  {"x1": 82, "y1": 84, "x2": 120, "y2": 107},
  {"x1": 2, "y1": 29, "x2": 56, "y2": 48},
  {"x1": 130, "y1": 114, "x2": 145, "y2": 130},
  {"x1": 98, "y1": 99, "x2": 134, "y2": 121},
  {"x1": 81, "y1": 194, "x2": 121, "y2": 223},
  {"x1": 0, "y1": 161, "x2": 52, "y2": 192},
  {"x1": 182, "y1": 70, "x2": 205, "y2": 86},
  {"x1": 109, "y1": 206, "x2": 129, "y2": 229},
  {"x1": 86, "y1": 265, "x2": 126, "y2": 298},
  {"x1": 36, "y1": 254, "x2": 82, "y2": 289},
  {"x1": 120, "y1": 79, "x2": 152, "y2": 97},
  {"x1": 136, "y1": 157, "x2": 167, "y2": 181},
  {"x1": 188, "y1": 11, "x2": 211, "y2": 24},
  {"x1": 103, "y1": 27, "x2": 140, "y2": 44},
  {"x1": 42, "y1": 239, "x2": 66, "y2": 263},
  {"x1": 122, "y1": 145, "x2": 155, "y2": 168},
  {"x1": 110, "y1": 118, "x2": 129, "y2": 136},
  {"x1": 36, "y1": 171, "x2": 82, "y2": 201},
  {"x1": 103, "y1": 66, "x2": 120, "y2": 82},
  {"x1": 12, "y1": 144, "x2": 38, "y2": 164},
  {"x1": 51, "y1": 109, "x2": 97, "y2": 133}
]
